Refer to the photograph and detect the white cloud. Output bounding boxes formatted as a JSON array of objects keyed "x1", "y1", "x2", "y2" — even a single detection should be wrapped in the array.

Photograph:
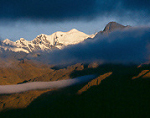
[{"x1": 0, "y1": 75, "x2": 95, "y2": 94}]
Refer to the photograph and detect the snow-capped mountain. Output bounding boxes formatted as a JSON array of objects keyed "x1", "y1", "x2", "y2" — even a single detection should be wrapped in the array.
[
  {"x1": 0, "y1": 22, "x2": 131, "y2": 54},
  {"x1": 1, "y1": 29, "x2": 94, "y2": 53}
]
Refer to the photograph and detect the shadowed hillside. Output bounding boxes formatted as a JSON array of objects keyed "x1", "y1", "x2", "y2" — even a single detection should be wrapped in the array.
[{"x1": 0, "y1": 64, "x2": 150, "y2": 118}]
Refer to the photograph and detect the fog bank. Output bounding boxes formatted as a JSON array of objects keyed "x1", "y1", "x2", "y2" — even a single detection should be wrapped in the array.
[{"x1": 0, "y1": 75, "x2": 95, "y2": 94}]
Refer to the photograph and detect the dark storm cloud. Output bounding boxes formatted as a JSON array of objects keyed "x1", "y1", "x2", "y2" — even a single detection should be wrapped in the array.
[
  {"x1": 0, "y1": 0, "x2": 96, "y2": 21},
  {"x1": 0, "y1": 0, "x2": 150, "y2": 21},
  {"x1": 35, "y1": 27, "x2": 150, "y2": 65}
]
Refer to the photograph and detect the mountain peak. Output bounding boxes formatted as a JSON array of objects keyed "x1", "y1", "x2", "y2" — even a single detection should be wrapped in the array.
[
  {"x1": 20, "y1": 38, "x2": 26, "y2": 41},
  {"x1": 3, "y1": 39, "x2": 14, "y2": 45},
  {"x1": 3, "y1": 39, "x2": 11, "y2": 43},
  {"x1": 69, "y1": 29, "x2": 79, "y2": 32},
  {"x1": 103, "y1": 22, "x2": 130, "y2": 33},
  {"x1": 36, "y1": 34, "x2": 46, "y2": 38}
]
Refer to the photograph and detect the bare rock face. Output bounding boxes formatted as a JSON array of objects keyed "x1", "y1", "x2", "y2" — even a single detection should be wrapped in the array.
[
  {"x1": 103, "y1": 22, "x2": 131, "y2": 33},
  {"x1": 93, "y1": 21, "x2": 131, "y2": 39}
]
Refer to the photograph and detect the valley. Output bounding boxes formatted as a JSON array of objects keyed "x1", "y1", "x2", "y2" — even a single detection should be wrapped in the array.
[{"x1": 0, "y1": 22, "x2": 150, "y2": 118}]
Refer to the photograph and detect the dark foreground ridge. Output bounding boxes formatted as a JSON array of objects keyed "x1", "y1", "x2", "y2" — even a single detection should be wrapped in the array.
[{"x1": 0, "y1": 64, "x2": 150, "y2": 118}]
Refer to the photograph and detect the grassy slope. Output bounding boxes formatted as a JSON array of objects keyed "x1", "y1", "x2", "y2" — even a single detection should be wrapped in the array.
[{"x1": 0, "y1": 60, "x2": 84, "y2": 85}]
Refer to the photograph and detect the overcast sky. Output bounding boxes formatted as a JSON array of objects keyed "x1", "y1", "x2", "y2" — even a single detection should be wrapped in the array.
[{"x1": 0, "y1": 0, "x2": 150, "y2": 41}]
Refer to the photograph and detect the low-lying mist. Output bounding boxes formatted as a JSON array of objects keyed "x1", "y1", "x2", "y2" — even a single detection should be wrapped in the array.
[{"x1": 0, "y1": 75, "x2": 95, "y2": 94}]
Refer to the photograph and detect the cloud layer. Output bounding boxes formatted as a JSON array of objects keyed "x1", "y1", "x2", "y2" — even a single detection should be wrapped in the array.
[
  {"x1": 0, "y1": 0, "x2": 96, "y2": 21},
  {"x1": 0, "y1": 0, "x2": 150, "y2": 21},
  {"x1": 35, "y1": 27, "x2": 150, "y2": 65}
]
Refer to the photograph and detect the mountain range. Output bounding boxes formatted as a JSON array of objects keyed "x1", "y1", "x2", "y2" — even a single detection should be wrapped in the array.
[
  {"x1": 0, "y1": 22, "x2": 129, "y2": 53},
  {"x1": 1, "y1": 29, "x2": 94, "y2": 53}
]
